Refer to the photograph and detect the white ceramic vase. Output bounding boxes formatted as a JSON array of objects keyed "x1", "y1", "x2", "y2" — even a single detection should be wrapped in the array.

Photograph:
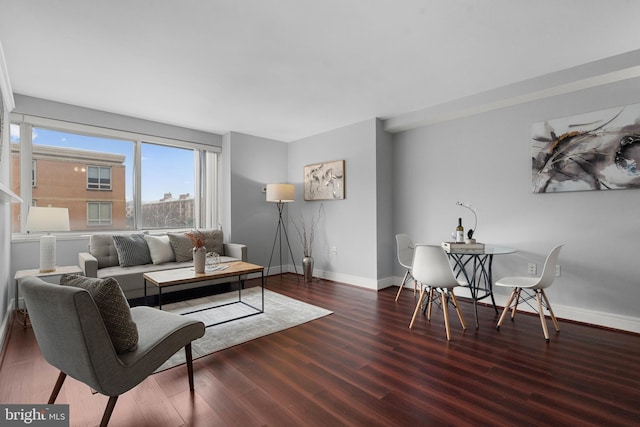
[{"x1": 193, "y1": 246, "x2": 206, "y2": 273}]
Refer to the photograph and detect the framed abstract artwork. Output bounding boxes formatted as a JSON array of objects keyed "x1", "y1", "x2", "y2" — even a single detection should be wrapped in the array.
[
  {"x1": 531, "y1": 103, "x2": 640, "y2": 193},
  {"x1": 304, "y1": 160, "x2": 345, "y2": 201}
]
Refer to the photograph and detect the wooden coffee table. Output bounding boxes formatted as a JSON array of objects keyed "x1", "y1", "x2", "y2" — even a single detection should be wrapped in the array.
[{"x1": 143, "y1": 261, "x2": 264, "y2": 327}]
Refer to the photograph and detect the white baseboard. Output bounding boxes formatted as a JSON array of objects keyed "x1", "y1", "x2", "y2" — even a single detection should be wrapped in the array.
[
  {"x1": 0, "y1": 299, "x2": 13, "y2": 357},
  {"x1": 391, "y1": 276, "x2": 640, "y2": 334}
]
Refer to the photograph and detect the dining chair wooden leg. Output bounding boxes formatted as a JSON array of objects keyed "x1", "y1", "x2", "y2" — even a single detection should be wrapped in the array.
[
  {"x1": 48, "y1": 371, "x2": 67, "y2": 404},
  {"x1": 409, "y1": 285, "x2": 427, "y2": 329},
  {"x1": 511, "y1": 288, "x2": 522, "y2": 319},
  {"x1": 536, "y1": 291, "x2": 550, "y2": 341},
  {"x1": 441, "y1": 291, "x2": 451, "y2": 341},
  {"x1": 395, "y1": 270, "x2": 410, "y2": 301},
  {"x1": 427, "y1": 287, "x2": 434, "y2": 320},
  {"x1": 541, "y1": 290, "x2": 560, "y2": 332},
  {"x1": 497, "y1": 288, "x2": 517, "y2": 329},
  {"x1": 449, "y1": 291, "x2": 466, "y2": 330}
]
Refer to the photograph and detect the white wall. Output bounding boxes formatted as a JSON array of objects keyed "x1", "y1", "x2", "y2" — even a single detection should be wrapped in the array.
[{"x1": 392, "y1": 76, "x2": 640, "y2": 332}]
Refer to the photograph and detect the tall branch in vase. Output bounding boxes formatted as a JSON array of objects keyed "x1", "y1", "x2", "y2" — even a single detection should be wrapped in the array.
[
  {"x1": 292, "y1": 203, "x2": 323, "y2": 283},
  {"x1": 292, "y1": 203, "x2": 324, "y2": 257}
]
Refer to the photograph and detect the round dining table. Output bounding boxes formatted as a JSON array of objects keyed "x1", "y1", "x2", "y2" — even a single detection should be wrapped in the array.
[{"x1": 445, "y1": 245, "x2": 516, "y2": 328}]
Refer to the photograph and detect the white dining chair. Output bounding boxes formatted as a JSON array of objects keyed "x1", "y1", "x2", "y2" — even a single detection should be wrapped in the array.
[
  {"x1": 394, "y1": 234, "x2": 417, "y2": 301},
  {"x1": 409, "y1": 244, "x2": 466, "y2": 341},
  {"x1": 495, "y1": 244, "x2": 564, "y2": 341}
]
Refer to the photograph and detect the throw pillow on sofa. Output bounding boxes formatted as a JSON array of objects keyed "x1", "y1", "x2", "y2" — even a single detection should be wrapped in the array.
[
  {"x1": 60, "y1": 274, "x2": 139, "y2": 353},
  {"x1": 144, "y1": 234, "x2": 176, "y2": 265},
  {"x1": 112, "y1": 233, "x2": 152, "y2": 267},
  {"x1": 167, "y1": 232, "x2": 195, "y2": 262},
  {"x1": 201, "y1": 229, "x2": 224, "y2": 255}
]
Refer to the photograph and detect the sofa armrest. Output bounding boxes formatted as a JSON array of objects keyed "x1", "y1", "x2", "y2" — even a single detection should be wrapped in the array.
[
  {"x1": 79, "y1": 252, "x2": 98, "y2": 277},
  {"x1": 223, "y1": 243, "x2": 247, "y2": 261}
]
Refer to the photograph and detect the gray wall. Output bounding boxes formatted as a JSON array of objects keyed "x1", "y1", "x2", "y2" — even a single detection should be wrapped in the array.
[
  {"x1": 288, "y1": 118, "x2": 384, "y2": 288},
  {"x1": 223, "y1": 131, "x2": 290, "y2": 270},
  {"x1": 392, "y1": 76, "x2": 640, "y2": 332}
]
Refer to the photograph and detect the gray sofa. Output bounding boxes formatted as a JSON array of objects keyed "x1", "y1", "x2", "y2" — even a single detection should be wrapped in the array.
[{"x1": 79, "y1": 230, "x2": 247, "y2": 300}]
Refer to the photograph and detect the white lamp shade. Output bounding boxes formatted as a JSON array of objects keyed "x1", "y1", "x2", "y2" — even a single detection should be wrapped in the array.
[
  {"x1": 266, "y1": 184, "x2": 295, "y2": 202},
  {"x1": 26, "y1": 207, "x2": 70, "y2": 232},
  {"x1": 26, "y1": 207, "x2": 70, "y2": 273}
]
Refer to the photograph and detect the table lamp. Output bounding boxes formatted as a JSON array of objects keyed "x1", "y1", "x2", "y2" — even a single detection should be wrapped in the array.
[{"x1": 25, "y1": 206, "x2": 70, "y2": 272}]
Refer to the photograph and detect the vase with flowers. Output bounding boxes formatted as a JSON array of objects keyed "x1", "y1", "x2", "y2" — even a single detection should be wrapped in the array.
[
  {"x1": 186, "y1": 230, "x2": 206, "y2": 273},
  {"x1": 292, "y1": 204, "x2": 323, "y2": 282}
]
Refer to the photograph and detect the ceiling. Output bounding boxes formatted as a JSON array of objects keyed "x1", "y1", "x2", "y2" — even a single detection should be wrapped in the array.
[{"x1": 2, "y1": 0, "x2": 640, "y2": 142}]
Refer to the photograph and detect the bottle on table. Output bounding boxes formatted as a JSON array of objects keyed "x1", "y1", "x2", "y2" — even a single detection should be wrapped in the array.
[{"x1": 455, "y1": 218, "x2": 464, "y2": 243}]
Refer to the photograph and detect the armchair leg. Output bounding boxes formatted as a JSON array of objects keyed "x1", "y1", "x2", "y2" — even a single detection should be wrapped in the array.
[
  {"x1": 186, "y1": 343, "x2": 195, "y2": 391},
  {"x1": 100, "y1": 396, "x2": 118, "y2": 427},
  {"x1": 48, "y1": 371, "x2": 67, "y2": 404}
]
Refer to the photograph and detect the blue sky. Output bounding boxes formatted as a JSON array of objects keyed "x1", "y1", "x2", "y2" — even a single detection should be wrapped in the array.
[{"x1": 12, "y1": 126, "x2": 195, "y2": 202}]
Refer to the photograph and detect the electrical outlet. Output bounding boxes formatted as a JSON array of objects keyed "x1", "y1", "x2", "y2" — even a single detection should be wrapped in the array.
[
  {"x1": 528, "y1": 263, "x2": 537, "y2": 275},
  {"x1": 555, "y1": 265, "x2": 561, "y2": 277},
  {"x1": 331, "y1": 246, "x2": 337, "y2": 255}
]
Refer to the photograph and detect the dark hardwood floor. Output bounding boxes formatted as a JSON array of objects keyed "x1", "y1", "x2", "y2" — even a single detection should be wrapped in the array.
[{"x1": 1, "y1": 274, "x2": 639, "y2": 426}]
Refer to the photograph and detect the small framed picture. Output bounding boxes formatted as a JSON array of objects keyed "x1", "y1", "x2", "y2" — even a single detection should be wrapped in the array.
[{"x1": 304, "y1": 160, "x2": 345, "y2": 201}]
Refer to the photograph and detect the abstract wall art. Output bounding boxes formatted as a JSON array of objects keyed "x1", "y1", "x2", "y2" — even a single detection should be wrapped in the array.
[
  {"x1": 532, "y1": 104, "x2": 640, "y2": 193},
  {"x1": 304, "y1": 160, "x2": 345, "y2": 201}
]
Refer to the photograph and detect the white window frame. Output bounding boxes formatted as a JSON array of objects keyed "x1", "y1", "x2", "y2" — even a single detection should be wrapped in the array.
[
  {"x1": 87, "y1": 165, "x2": 112, "y2": 191},
  {"x1": 87, "y1": 201, "x2": 113, "y2": 226},
  {"x1": 11, "y1": 114, "x2": 220, "y2": 234}
]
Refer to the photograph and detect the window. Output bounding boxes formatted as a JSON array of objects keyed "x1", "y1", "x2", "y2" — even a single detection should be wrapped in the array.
[
  {"x1": 10, "y1": 115, "x2": 219, "y2": 234},
  {"x1": 87, "y1": 202, "x2": 112, "y2": 225},
  {"x1": 87, "y1": 166, "x2": 112, "y2": 190},
  {"x1": 141, "y1": 143, "x2": 196, "y2": 229}
]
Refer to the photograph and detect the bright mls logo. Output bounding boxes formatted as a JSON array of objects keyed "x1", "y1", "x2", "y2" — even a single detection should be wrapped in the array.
[{"x1": 1, "y1": 405, "x2": 68, "y2": 426}]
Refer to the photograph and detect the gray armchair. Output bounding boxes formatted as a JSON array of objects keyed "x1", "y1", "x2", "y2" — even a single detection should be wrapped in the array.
[{"x1": 21, "y1": 276, "x2": 205, "y2": 426}]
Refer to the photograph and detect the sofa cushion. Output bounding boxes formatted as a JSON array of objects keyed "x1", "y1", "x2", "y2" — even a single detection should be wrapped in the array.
[
  {"x1": 144, "y1": 235, "x2": 175, "y2": 265},
  {"x1": 113, "y1": 234, "x2": 152, "y2": 267},
  {"x1": 89, "y1": 234, "x2": 120, "y2": 269},
  {"x1": 167, "y1": 232, "x2": 194, "y2": 262},
  {"x1": 60, "y1": 274, "x2": 139, "y2": 353},
  {"x1": 202, "y1": 229, "x2": 224, "y2": 255}
]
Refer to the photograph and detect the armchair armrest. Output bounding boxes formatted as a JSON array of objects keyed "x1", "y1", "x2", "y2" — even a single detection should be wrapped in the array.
[
  {"x1": 223, "y1": 243, "x2": 247, "y2": 261},
  {"x1": 79, "y1": 252, "x2": 98, "y2": 277}
]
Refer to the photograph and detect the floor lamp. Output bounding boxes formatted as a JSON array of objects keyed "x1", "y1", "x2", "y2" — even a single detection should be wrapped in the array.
[{"x1": 266, "y1": 183, "x2": 299, "y2": 280}]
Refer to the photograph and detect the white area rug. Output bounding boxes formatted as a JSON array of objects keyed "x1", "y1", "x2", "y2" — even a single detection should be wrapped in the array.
[{"x1": 155, "y1": 287, "x2": 333, "y2": 372}]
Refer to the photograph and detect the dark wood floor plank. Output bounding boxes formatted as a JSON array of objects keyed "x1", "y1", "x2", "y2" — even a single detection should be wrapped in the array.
[{"x1": 1, "y1": 274, "x2": 639, "y2": 426}]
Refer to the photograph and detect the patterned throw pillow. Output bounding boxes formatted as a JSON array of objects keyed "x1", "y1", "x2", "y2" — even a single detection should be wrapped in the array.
[
  {"x1": 201, "y1": 229, "x2": 224, "y2": 255},
  {"x1": 112, "y1": 234, "x2": 152, "y2": 267},
  {"x1": 60, "y1": 274, "x2": 139, "y2": 354},
  {"x1": 167, "y1": 232, "x2": 195, "y2": 262}
]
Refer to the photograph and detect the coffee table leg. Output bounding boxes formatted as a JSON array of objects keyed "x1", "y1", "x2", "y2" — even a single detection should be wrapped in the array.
[{"x1": 159, "y1": 288, "x2": 163, "y2": 310}]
